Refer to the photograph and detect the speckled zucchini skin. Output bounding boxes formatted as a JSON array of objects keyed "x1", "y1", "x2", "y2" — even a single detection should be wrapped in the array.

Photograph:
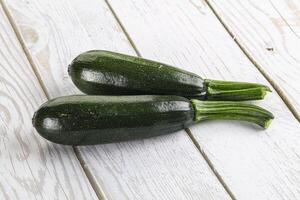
[
  {"x1": 68, "y1": 50, "x2": 206, "y2": 99},
  {"x1": 32, "y1": 95, "x2": 194, "y2": 145}
]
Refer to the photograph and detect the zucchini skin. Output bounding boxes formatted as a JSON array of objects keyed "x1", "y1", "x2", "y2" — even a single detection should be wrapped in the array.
[
  {"x1": 32, "y1": 95, "x2": 194, "y2": 145},
  {"x1": 69, "y1": 50, "x2": 206, "y2": 99}
]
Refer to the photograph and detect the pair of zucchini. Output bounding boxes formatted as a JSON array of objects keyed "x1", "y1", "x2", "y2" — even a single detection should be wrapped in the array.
[{"x1": 32, "y1": 50, "x2": 274, "y2": 145}]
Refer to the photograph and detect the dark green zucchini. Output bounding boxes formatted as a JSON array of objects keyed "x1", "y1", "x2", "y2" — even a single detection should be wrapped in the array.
[
  {"x1": 68, "y1": 50, "x2": 270, "y2": 101},
  {"x1": 32, "y1": 95, "x2": 274, "y2": 145}
]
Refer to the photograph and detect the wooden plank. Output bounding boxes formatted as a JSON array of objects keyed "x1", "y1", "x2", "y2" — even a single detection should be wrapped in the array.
[
  {"x1": 0, "y1": 5, "x2": 98, "y2": 200},
  {"x1": 207, "y1": 0, "x2": 300, "y2": 120},
  {"x1": 104, "y1": 0, "x2": 300, "y2": 199},
  {"x1": 2, "y1": 0, "x2": 232, "y2": 199}
]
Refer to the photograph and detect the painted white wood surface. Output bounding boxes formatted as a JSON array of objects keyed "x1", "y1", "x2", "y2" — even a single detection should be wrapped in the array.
[
  {"x1": 207, "y1": 0, "x2": 300, "y2": 119},
  {"x1": 0, "y1": 5, "x2": 98, "y2": 200},
  {"x1": 105, "y1": 0, "x2": 300, "y2": 199},
  {"x1": 2, "y1": 0, "x2": 231, "y2": 199}
]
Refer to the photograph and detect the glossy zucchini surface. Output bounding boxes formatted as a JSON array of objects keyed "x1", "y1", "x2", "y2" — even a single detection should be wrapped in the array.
[
  {"x1": 32, "y1": 95, "x2": 194, "y2": 145},
  {"x1": 69, "y1": 50, "x2": 206, "y2": 99}
]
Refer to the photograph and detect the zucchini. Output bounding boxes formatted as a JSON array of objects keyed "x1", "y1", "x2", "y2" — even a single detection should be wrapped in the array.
[
  {"x1": 32, "y1": 95, "x2": 274, "y2": 145},
  {"x1": 68, "y1": 50, "x2": 270, "y2": 101}
]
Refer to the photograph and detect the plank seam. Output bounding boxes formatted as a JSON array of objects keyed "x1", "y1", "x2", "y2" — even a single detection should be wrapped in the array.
[
  {"x1": 103, "y1": 0, "x2": 236, "y2": 199},
  {"x1": 205, "y1": 0, "x2": 300, "y2": 122},
  {"x1": 74, "y1": 148, "x2": 108, "y2": 200},
  {"x1": 103, "y1": 0, "x2": 142, "y2": 57},
  {"x1": 185, "y1": 129, "x2": 237, "y2": 200},
  {"x1": 0, "y1": 1, "x2": 51, "y2": 99},
  {"x1": 0, "y1": 1, "x2": 105, "y2": 199}
]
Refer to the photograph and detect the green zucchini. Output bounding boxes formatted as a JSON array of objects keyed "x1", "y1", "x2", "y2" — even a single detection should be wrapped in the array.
[
  {"x1": 68, "y1": 50, "x2": 270, "y2": 101},
  {"x1": 32, "y1": 95, "x2": 274, "y2": 145}
]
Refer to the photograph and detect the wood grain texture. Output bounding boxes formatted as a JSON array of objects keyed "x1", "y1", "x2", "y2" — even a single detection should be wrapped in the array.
[
  {"x1": 0, "y1": 5, "x2": 98, "y2": 200},
  {"x1": 2, "y1": 0, "x2": 231, "y2": 199},
  {"x1": 105, "y1": 0, "x2": 300, "y2": 199},
  {"x1": 207, "y1": 0, "x2": 300, "y2": 119}
]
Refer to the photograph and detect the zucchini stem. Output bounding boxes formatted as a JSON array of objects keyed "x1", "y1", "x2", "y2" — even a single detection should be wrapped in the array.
[
  {"x1": 205, "y1": 79, "x2": 271, "y2": 101},
  {"x1": 191, "y1": 100, "x2": 274, "y2": 129}
]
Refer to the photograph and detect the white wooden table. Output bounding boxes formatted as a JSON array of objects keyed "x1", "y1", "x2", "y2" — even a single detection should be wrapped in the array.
[{"x1": 1, "y1": 0, "x2": 300, "y2": 199}]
